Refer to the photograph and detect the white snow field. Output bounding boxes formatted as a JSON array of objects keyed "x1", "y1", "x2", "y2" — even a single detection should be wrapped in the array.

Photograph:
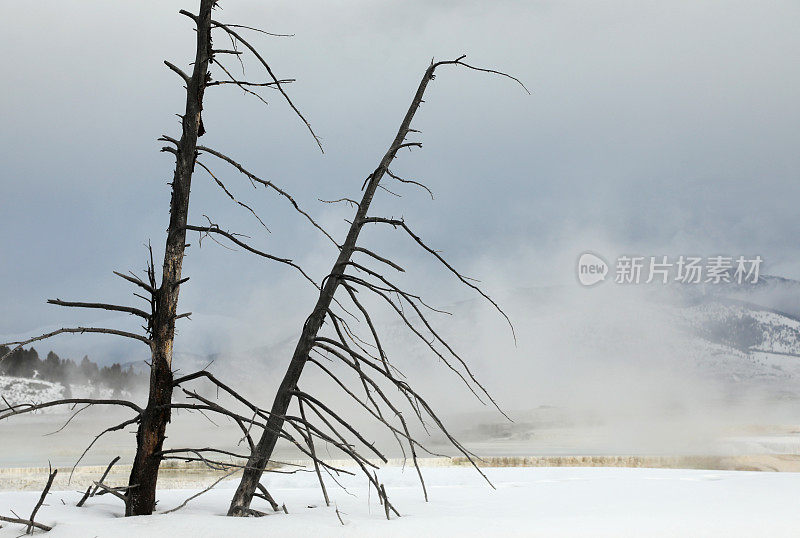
[{"x1": 2, "y1": 466, "x2": 800, "y2": 537}]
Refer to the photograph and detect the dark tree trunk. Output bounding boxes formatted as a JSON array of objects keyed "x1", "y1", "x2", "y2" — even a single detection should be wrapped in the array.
[
  {"x1": 126, "y1": 0, "x2": 214, "y2": 516},
  {"x1": 228, "y1": 61, "x2": 439, "y2": 516}
]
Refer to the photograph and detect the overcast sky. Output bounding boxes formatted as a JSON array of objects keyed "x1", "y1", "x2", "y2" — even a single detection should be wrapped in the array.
[{"x1": 2, "y1": 0, "x2": 798, "y2": 362}]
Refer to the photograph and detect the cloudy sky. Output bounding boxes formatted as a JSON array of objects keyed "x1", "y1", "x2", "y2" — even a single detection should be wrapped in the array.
[{"x1": 2, "y1": 0, "x2": 798, "y2": 362}]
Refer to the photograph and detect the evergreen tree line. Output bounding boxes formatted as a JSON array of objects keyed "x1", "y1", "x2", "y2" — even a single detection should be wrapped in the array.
[{"x1": 0, "y1": 346, "x2": 147, "y2": 394}]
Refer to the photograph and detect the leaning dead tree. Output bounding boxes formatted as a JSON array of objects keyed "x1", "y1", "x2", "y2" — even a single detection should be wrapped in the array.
[
  {"x1": 227, "y1": 57, "x2": 527, "y2": 516},
  {"x1": 1, "y1": 0, "x2": 323, "y2": 517}
]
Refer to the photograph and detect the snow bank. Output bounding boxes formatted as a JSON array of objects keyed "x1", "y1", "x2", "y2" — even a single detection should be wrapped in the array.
[{"x1": 1, "y1": 466, "x2": 799, "y2": 537}]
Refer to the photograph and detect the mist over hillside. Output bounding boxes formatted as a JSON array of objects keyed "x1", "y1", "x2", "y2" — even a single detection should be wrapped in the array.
[{"x1": 5, "y1": 273, "x2": 800, "y2": 462}]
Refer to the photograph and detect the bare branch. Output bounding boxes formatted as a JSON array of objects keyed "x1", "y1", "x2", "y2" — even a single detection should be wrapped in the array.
[
  {"x1": 196, "y1": 145, "x2": 337, "y2": 246},
  {"x1": 255, "y1": 483, "x2": 281, "y2": 512},
  {"x1": 207, "y1": 79, "x2": 295, "y2": 87},
  {"x1": 29, "y1": 466, "x2": 57, "y2": 533},
  {"x1": 196, "y1": 160, "x2": 270, "y2": 231},
  {"x1": 71, "y1": 416, "x2": 141, "y2": 481},
  {"x1": 210, "y1": 19, "x2": 323, "y2": 152},
  {"x1": 298, "y1": 398, "x2": 330, "y2": 507},
  {"x1": 164, "y1": 60, "x2": 191, "y2": 84},
  {"x1": 214, "y1": 23, "x2": 294, "y2": 37},
  {"x1": 159, "y1": 447, "x2": 252, "y2": 460},
  {"x1": 361, "y1": 217, "x2": 515, "y2": 342},
  {"x1": 213, "y1": 59, "x2": 271, "y2": 107},
  {"x1": 0, "y1": 464, "x2": 57, "y2": 532},
  {"x1": 185, "y1": 224, "x2": 318, "y2": 288},
  {"x1": 113, "y1": 271, "x2": 155, "y2": 294},
  {"x1": 386, "y1": 168, "x2": 434, "y2": 199},
  {"x1": 77, "y1": 457, "x2": 121, "y2": 508},
  {"x1": 163, "y1": 470, "x2": 239, "y2": 514},
  {"x1": 313, "y1": 338, "x2": 492, "y2": 486},
  {"x1": 292, "y1": 390, "x2": 388, "y2": 463},
  {"x1": 434, "y1": 54, "x2": 531, "y2": 95},
  {"x1": 1, "y1": 327, "x2": 151, "y2": 364},
  {"x1": 47, "y1": 299, "x2": 150, "y2": 320},
  {"x1": 93, "y1": 481, "x2": 129, "y2": 504},
  {"x1": 1, "y1": 399, "x2": 142, "y2": 420},
  {"x1": 0, "y1": 515, "x2": 51, "y2": 533},
  {"x1": 319, "y1": 197, "x2": 359, "y2": 208}
]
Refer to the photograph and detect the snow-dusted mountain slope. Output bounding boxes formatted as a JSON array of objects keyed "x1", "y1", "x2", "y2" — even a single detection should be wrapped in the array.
[
  {"x1": 0, "y1": 376, "x2": 130, "y2": 412},
  {"x1": 0, "y1": 376, "x2": 63, "y2": 408}
]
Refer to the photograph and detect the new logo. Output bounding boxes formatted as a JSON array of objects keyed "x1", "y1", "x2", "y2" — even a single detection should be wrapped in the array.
[{"x1": 577, "y1": 252, "x2": 608, "y2": 286}]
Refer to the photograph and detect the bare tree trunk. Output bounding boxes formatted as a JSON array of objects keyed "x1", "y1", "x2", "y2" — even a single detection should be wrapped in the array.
[
  {"x1": 126, "y1": 0, "x2": 214, "y2": 516},
  {"x1": 228, "y1": 60, "x2": 439, "y2": 516}
]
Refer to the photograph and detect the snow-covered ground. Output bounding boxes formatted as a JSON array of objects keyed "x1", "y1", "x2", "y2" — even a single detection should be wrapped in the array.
[
  {"x1": 0, "y1": 375, "x2": 128, "y2": 411},
  {"x1": 1, "y1": 466, "x2": 800, "y2": 537}
]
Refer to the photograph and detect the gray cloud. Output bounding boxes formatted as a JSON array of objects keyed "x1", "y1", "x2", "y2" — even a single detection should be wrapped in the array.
[{"x1": 1, "y1": 0, "x2": 798, "y2": 361}]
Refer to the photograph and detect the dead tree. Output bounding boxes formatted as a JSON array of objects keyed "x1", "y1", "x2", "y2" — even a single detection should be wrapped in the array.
[
  {"x1": 0, "y1": 0, "x2": 216, "y2": 516},
  {"x1": 227, "y1": 56, "x2": 527, "y2": 516},
  {"x1": 0, "y1": 0, "x2": 213, "y2": 512},
  {"x1": 122, "y1": 0, "x2": 215, "y2": 515},
  {"x1": 1, "y1": 0, "x2": 322, "y2": 517}
]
